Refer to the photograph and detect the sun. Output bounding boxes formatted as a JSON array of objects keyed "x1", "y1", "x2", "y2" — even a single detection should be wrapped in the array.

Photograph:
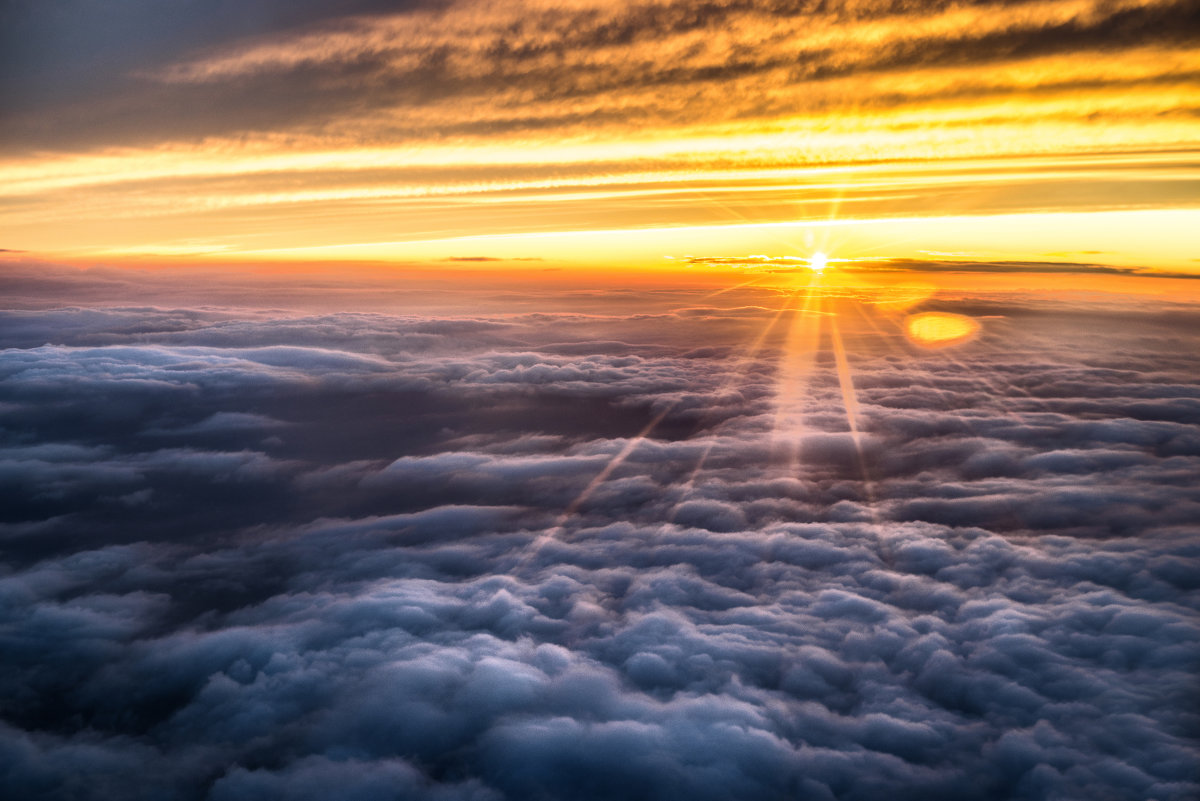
[{"x1": 809, "y1": 252, "x2": 828, "y2": 272}]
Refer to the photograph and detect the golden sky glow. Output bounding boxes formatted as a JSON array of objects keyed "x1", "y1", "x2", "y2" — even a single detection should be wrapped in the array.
[{"x1": 1, "y1": 0, "x2": 1197, "y2": 273}]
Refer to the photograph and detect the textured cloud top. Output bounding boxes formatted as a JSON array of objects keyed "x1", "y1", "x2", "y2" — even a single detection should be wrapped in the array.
[{"x1": 2, "y1": 268, "x2": 1198, "y2": 799}]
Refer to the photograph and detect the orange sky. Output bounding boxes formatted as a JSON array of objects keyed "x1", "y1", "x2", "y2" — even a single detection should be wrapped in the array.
[{"x1": 1, "y1": 0, "x2": 1197, "y2": 275}]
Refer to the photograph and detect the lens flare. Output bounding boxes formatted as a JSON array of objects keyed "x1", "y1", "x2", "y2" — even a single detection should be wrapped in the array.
[{"x1": 904, "y1": 312, "x2": 980, "y2": 347}]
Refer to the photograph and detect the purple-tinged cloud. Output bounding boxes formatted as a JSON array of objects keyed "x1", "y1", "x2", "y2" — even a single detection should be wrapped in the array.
[{"x1": 1, "y1": 273, "x2": 1198, "y2": 800}]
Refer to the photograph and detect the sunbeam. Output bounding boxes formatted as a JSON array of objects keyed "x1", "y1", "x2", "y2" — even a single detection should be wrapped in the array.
[
  {"x1": 512, "y1": 404, "x2": 675, "y2": 576},
  {"x1": 772, "y1": 271, "x2": 825, "y2": 472},
  {"x1": 671, "y1": 289, "x2": 796, "y2": 504},
  {"x1": 828, "y1": 315, "x2": 862, "y2": 445}
]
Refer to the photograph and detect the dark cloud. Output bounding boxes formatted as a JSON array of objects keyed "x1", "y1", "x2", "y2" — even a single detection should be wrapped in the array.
[
  {"x1": 857, "y1": 258, "x2": 1200, "y2": 279},
  {"x1": 0, "y1": 0, "x2": 442, "y2": 109},
  {"x1": 1, "y1": 270, "x2": 1198, "y2": 799}
]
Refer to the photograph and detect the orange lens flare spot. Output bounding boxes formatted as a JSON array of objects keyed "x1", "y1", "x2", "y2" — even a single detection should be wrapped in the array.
[{"x1": 904, "y1": 312, "x2": 980, "y2": 348}]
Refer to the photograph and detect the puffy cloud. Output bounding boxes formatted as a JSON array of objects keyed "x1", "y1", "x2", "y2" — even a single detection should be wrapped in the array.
[{"x1": 1, "y1": 279, "x2": 1198, "y2": 800}]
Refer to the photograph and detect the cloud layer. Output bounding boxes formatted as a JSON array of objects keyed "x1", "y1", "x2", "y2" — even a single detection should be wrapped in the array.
[{"x1": 2, "y1": 272, "x2": 1198, "y2": 799}]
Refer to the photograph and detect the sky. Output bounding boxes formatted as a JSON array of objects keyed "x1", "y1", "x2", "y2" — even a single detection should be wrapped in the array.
[
  {"x1": 2, "y1": 2, "x2": 1200, "y2": 801},
  {"x1": 1, "y1": 0, "x2": 1198, "y2": 270}
]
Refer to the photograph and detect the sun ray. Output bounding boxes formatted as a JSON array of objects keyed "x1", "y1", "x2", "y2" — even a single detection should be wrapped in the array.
[
  {"x1": 525, "y1": 274, "x2": 804, "y2": 567},
  {"x1": 698, "y1": 276, "x2": 764, "y2": 300},
  {"x1": 560, "y1": 405, "x2": 674, "y2": 525},
  {"x1": 829, "y1": 314, "x2": 881, "y2": 513},
  {"x1": 829, "y1": 316, "x2": 862, "y2": 444},
  {"x1": 511, "y1": 404, "x2": 674, "y2": 575},
  {"x1": 671, "y1": 289, "x2": 796, "y2": 503},
  {"x1": 772, "y1": 271, "x2": 825, "y2": 472}
]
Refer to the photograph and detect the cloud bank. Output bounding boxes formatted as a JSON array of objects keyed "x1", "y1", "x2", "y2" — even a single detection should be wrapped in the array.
[{"x1": 1, "y1": 272, "x2": 1198, "y2": 799}]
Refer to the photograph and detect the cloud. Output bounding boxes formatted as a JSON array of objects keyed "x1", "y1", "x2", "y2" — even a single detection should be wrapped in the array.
[
  {"x1": 3, "y1": 0, "x2": 1195, "y2": 153},
  {"x1": 1, "y1": 277, "x2": 1198, "y2": 799},
  {"x1": 681, "y1": 254, "x2": 1200, "y2": 280},
  {"x1": 857, "y1": 258, "x2": 1200, "y2": 279}
]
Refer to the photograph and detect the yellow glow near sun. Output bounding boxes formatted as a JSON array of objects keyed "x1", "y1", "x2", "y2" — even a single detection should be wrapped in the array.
[{"x1": 904, "y1": 312, "x2": 981, "y2": 348}]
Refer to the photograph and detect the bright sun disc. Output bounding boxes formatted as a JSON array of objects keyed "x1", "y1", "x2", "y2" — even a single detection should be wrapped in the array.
[{"x1": 809, "y1": 252, "x2": 828, "y2": 272}]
